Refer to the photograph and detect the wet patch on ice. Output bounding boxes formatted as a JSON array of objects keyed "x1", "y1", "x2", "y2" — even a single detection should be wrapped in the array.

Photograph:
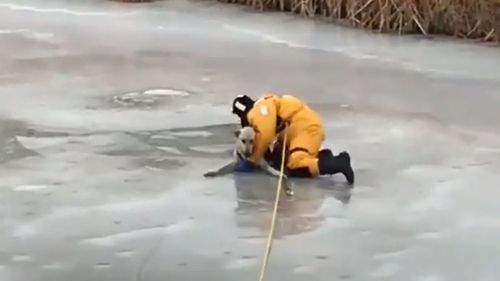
[
  {"x1": 169, "y1": 131, "x2": 212, "y2": 138},
  {"x1": 110, "y1": 88, "x2": 191, "y2": 109},
  {"x1": 189, "y1": 144, "x2": 234, "y2": 154},
  {"x1": 113, "y1": 92, "x2": 153, "y2": 107},
  {"x1": 81, "y1": 222, "x2": 193, "y2": 247},
  {"x1": 95, "y1": 262, "x2": 111, "y2": 269},
  {"x1": 0, "y1": 29, "x2": 56, "y2": 43},
  {"x1": 315, "y1": 255, "x2": 329, "y2": 260},
  {"x1": 4, "y1": 123, "x2": 239, "y2": 165},
  {"x1": 116, "y1": 249, "x2": 134, "y2": 257},
  {"x1": 15, "y1": 136, "x2": 69, "y2": 151},
  {"x1": 16, "y1": 132, "x2": 155, "y2": 160},
  {"x1": 224, "y1": 256, "x2": 258, "y2": 270},
  {"x1": 372, "y1": 250, "x2": 407, "y2": 260},
  {"x1": 155, "y1": 146, "x2": 184, "y2": 155},
  {"x1": 135, "y1": 157, "x2": 186, "y2": 170},
  {"x1": 24, "y1": 211, "x2": 35, "y2": 217},
  {"x1": 293, "y1": 265, "x2": 316, "y2": 274},
  {"x1": 41, "y1": 262, "x2": 65, "y2": 270},
  {"x1": 142, "y1": 124, "x2": 238, "y2": 158},
  {"x1": 11, "y1": 255, "x2": 33, "y2": 262},
  {"x1": 150, "y1": 133, "x2": 176, "y2": 140},
  {"x1": 143, "y1": 89, "x2": 190, "y2": 97},
  {"x1": 13, "y1": 185, "x2": 51, "y2": 192}
]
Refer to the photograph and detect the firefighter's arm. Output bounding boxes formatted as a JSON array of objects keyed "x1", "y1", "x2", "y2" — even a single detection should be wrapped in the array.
[{"x1": 248, "y1": 103, "x2": 277, "y2": 163}]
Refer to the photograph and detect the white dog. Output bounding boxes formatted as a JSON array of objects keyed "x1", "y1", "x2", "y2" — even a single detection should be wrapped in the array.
[{"x1": 203, "y1": 126, "x2": 294, "y2": 196}]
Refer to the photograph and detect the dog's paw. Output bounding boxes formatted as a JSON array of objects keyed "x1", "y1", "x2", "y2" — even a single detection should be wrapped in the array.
[
  {"x1": 283, "y1": 182, "x2": 294, "y2": 196},
  {"x1": 203, "y1": 171, "x2": 218, "y2": 177}
]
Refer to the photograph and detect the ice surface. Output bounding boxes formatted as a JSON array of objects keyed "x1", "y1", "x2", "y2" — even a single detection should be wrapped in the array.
[{"x1": 1, "y1": 0, "x2": 500, "y2": 281}]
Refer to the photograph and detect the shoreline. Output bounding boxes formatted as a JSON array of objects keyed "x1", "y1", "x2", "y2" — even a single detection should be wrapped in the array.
[{"x1": 214, "y1": 0, "x2": 500, "y2": 43}]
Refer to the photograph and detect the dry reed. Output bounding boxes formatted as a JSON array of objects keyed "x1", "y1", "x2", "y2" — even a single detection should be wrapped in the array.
[{"x1": 218, "y1": 0, "x2": 500, "y2": 41}]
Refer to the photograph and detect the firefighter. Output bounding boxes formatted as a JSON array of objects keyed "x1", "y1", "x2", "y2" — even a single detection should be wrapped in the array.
[{"x1": 231, "y1": 93, "x2": 354, "y2": 184}]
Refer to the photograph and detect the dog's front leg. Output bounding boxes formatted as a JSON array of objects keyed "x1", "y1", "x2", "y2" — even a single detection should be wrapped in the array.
[{"x1": 203, "y1": 161, "x2": 236, "y2": 177}]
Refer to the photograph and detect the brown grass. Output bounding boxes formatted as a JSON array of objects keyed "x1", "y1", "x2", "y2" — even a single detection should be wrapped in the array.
[{"x1": 218, "y1": 0, "x2": 500, "y2": 41}]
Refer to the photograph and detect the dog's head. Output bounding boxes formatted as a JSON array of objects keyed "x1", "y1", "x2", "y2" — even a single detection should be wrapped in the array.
[{"x1": 234, "y1": 126, "x2": 256, "y2": 158}]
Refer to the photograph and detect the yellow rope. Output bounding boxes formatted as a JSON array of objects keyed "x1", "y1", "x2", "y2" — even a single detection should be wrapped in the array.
[{"x1": 257, "y1": 125, "x2": 288, "y2": 281}]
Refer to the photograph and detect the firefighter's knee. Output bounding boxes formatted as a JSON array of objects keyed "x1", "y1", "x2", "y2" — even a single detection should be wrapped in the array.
[{"x1": 287, "y1": 150, "x2": 319, "y2": 177}]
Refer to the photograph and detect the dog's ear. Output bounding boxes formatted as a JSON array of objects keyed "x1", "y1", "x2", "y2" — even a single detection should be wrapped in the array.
[{"x1": 233, "y1": 129, "x2": 241, "y2": 138}]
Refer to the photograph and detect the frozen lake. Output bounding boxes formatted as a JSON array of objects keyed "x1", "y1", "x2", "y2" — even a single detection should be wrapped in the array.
[{"x1": 1, "y1": 0, "x2": 500, "y2": 281}]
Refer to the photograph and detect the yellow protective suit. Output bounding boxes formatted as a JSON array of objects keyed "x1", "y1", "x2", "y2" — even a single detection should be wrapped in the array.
[{"x1": 246, "y1": 94, "x2": 325, "y2": 176}]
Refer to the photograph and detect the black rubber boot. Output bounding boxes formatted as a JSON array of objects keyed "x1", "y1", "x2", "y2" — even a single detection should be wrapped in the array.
[
  {"x1": 318, "y1": 151, "x2": 355, "y2": 184},
  {"x1": 318, "y1": 148, "x2": 334, "y2": 159}
]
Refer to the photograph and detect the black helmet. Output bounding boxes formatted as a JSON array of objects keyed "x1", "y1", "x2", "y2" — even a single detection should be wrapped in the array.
[
  {"x1": 232, "y1": 95, "x2": 254, "y2": 116},
  {"x1": 232, "y1": 95, "x2": 254, "y2": 126}
]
